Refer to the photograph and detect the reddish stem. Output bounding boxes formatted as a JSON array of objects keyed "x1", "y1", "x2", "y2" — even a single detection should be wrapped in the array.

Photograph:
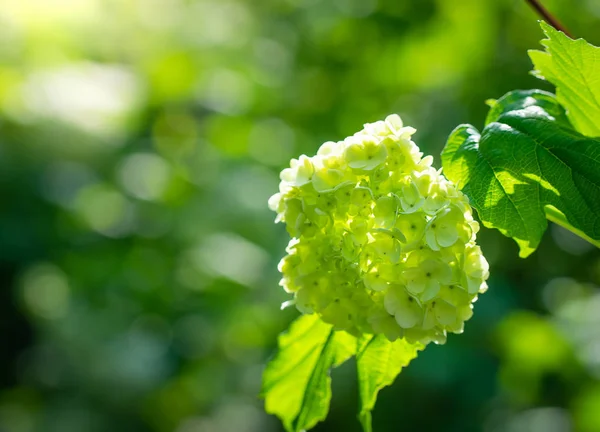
[{"x1": 525, "y1": 0, "x2": 574, "y2": 38}]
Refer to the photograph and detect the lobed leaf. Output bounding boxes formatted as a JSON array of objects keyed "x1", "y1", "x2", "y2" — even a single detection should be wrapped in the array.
[{"x1": 442, "y1": 89, "x2": 600, "y2": 257}]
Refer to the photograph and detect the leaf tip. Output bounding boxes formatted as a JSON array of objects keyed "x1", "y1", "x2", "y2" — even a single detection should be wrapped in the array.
[
  {"x1": 539, "y1": 20, "x2": 554, "y2": 34},
  {"x1": 513, "y1": 236, "x2": 538, "y2": 258}
]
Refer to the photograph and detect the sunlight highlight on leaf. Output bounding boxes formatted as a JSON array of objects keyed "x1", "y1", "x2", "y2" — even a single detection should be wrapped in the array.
[
  {"x1": 442, "y1": 89, "x2": 600, "y2": 257},
  {"x1": 261, "y1": 315, "x2": 356, "y2": 432},
  {"x1": 529, "y1": 22, "x2": 600, "y2": 137},
  {"x1": 356, "y1": 335, "x2": 423, "y2": 432}
]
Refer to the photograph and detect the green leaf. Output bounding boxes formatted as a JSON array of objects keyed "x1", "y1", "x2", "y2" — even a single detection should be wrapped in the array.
[
  {"x1": 529, "y1": 21, "x2": 600, "y2": 137},
  {"x1": 484, "y1": 86, "x2": 570, "y2": 128},
  {"x1": 356, "y1": 335, "x2": 423, "y2": 432},
  {"x1": 261, "y1": 315, "x2": 356, "y2": 432},
  {"x1": 442, "y1": 89, "x2": 600, "y2": 257}
]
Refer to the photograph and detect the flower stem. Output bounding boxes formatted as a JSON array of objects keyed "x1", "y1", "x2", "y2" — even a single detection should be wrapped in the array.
[{"x1": 524, "y1": 0, "x2": 574, "y2": 38}]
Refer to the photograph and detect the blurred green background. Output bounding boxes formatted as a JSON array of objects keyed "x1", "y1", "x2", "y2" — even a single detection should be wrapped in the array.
[{"x1": 1, "y1": 0, "x2": 600, "y2": 431}]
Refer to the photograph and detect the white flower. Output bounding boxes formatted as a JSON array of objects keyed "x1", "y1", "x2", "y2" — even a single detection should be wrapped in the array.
[
  {"x1": 280, "y1": 155, "x2": 314, "y2": 186},
  {"x1": 269, "y1": 114, "x2": 489, "y2": 345}
]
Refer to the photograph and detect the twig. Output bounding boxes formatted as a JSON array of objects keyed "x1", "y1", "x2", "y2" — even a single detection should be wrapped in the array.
[{"x1": 524, "y1": 0, "x2": 574, "y2": 38}]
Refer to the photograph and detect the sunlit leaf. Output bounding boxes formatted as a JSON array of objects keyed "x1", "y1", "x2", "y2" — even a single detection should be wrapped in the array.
[
  {"x1": 442, "y1": 89, "x2": 600, "y2": 257},
  {"x1": 356, "y1": 335, "x2": 423, "y2": 432},
  {"x1": 262, "y1": 315, "x2": 356, "y2": 432},
  {"x1": 529, "y1": 21, "x2": 600, "y2": 137}
]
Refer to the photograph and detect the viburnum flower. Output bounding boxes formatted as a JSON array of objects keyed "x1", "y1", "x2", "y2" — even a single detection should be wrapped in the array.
[{"x1": 268, "y1": 114, "x2": 489, "y2": 345}]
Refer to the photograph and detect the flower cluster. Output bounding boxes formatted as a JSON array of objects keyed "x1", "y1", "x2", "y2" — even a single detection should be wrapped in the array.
[{"x1": 269, "y1": 115, "x2": 489, "y2": 345}]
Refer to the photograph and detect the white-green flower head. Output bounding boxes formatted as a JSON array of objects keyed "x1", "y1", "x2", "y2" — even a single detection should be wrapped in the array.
[{"x1": 269, "y1": 114, "x2": 489, "y2": 346}]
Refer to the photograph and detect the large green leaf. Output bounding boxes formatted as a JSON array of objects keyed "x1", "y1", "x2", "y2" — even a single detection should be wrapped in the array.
[
  {"x1": 356, "y1": 335, "x2": 422, "y2": 432},
  {"x1": 529, "y1": 21, "x2": 600, "y2": 137},
  {"x1": 261, "y1": 315, "x2": 356, "y2": 432},
  {"x1": 442, "y1": 89, "x2": 600, "y2": 257}
]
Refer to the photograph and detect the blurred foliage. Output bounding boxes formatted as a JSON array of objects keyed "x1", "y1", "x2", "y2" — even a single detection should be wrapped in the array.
[{"x1": 0, "y1": 0, "x2": 599, "y2": 431}]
